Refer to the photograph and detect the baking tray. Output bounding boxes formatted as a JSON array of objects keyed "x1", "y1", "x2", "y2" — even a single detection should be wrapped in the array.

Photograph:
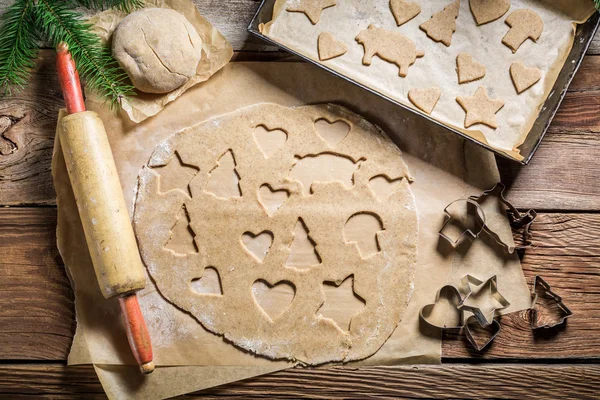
[{"x1": 248, "y1": 0, "x2": 600, "y2": 164}]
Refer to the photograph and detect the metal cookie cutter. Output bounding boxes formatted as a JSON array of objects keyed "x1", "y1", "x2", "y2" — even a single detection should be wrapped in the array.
[
  {"x1": 439, "y1": 183, "x2": 537, "y2": 254},
  {"x1": 419, "y1": 275, "x2": 510, "y2": 351},
  {"x1": 530, "y1": 276, "x2": 573, "y2": 329}
]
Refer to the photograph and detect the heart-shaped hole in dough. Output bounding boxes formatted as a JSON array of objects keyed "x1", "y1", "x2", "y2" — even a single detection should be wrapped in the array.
[
  {"x1": 258, "y1": 184, "x2": 290, "y2": 216},
  {"x1": 253, "y1": 125, "x2": 288, "y2": 158},
  {"x1": 252, "y1": 279, "x2": 296, "y2": 321},
  {"x1": 315, "y1": 119, "x2": 350, "y2": 148},
  {"x1": 241, "y1": 231, "x2": 274, "y2": 262}
]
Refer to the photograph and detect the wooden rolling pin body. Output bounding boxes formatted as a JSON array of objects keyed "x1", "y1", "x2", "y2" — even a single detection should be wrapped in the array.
[{"x1": 58, "y1": 111, "x2": 146, "y2": 299}]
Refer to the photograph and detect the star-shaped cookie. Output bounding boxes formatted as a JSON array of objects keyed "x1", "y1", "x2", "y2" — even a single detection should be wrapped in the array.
[
  {"x1": 286, "y1": 0, "x2": 337, "y2": 25},
  {"x1": 456, "y1": 86, "x2": 504, "y2": 129}
]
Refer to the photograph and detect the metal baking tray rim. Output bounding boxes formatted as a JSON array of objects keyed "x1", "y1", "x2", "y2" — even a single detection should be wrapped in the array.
[{"x1": 248, "y1": 0, "x2": 600, "y2": 165}]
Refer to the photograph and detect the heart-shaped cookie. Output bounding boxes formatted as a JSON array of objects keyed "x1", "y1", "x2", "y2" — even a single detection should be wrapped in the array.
[
  {"x1": 456, "y1": 53, "x2": 486, "y2": 84},
  {"x1": 258, "y1": 184, "x2": 289, "y2": 216},
  {"x1": 241, "y1": 231, "x2": 274, "y2": 262},
  {"x1": 318, "y1": 32, "x2": 347, "y2": 61},
  {"x1": 252, "y1": 279, "x2": 296, "y2": 321},
  {"x1": 315, "y1": 118, "x2": 350, "y2": 147},
  {"x1": 470, "y1": 0, "x2": 510, "y2": 25},
  {"x1": 510, "y1": 62, "x2": 542, "y2": 94},
  {"x1": 408, "y1": 87, "x2": 441, "y2": 114},
  {"x1": 390, "y1": 0, "x2": 421, "y2": 26}
]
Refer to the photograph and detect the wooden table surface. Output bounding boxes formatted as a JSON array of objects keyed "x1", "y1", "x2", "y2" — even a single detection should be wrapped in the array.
[{"x1": 1, "y1": 1, "x2": 600, "y2": 398}]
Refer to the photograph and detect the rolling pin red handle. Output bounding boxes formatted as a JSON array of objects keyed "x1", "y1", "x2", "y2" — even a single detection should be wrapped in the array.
[
  {"x1": 119, "y1": 294, "x2": 155, "y2": 374},
  {"x1": 56, "y1": 42, "x2": 86, "y2": 114}
]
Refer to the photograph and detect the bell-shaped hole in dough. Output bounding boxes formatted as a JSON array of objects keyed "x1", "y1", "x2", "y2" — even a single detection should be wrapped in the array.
[
  {"x1": 253, "y1": 125, "x2": 288, "y2": 158},
  {"x1": 318, "y1": 275, "x2": 365, "y2": 331},
  {"x1": 344, "y1": 212, "x2": 385, "y2": 259},
  {"x1": 315, "y1": 118, "x2": 350, "y2": 148},
  {"x1": 152, "y1": 151, "x2": 199, "y2": 197},
  {"x1": 288, "y1": 153, "x2": 360, "y2": 196},
  {"x1": 285, "y1": 218, "x2": 322, "y2": 269},
  {"x1": 190, "y1": 267, "x2": 223, "y2": 295},
  {"x1": 368, "y1": 175, "x2": 404, "y2": 200},
  {"x1": 205, "y1": 149, "x2": 242, "y2": 199},
  {"x1": 165, "y1": 204, "x2": 198, "y2": 255},
  {"x1": 241, "y1": 230, "x2": 274, "y2": 262},
  {"x1": 252, "y1": 279, "x2": 296, "y2": 321},
  {"x1": 258, "y1": 184, "x2": 290, "y2": 217}
]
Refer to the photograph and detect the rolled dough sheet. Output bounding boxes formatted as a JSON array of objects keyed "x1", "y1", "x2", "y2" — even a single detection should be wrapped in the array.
[
  {"x1": 54, "y1": 62, "x2": 532, "y2": 397},
  {"x1": 262, "y1": 0, "x2": 596, "y2": 159}
]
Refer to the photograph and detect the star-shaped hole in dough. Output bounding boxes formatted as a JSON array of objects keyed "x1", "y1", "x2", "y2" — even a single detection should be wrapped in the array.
[
  {"x1": 286, "y1": 0, "x2": 337, "y2": 25},
  {"x1": 456, "y1": 86, "x2": 505, "y2": 129},
  {"x1": 153, "y1": 152, "x2": 200, "y2": 197}
]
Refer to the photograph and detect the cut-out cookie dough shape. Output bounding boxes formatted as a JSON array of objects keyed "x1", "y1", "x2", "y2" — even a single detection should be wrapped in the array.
[
  {"x1": 252, "y1": 279, "x2": 296, "y2": 321},
  {"x1": 510, "y1": 62, "x2": 541, "y2": 94},
  {"x1": 285, "y1": 218, "x2": 321, "y2": 269},
  {"x1": 258, "y1": 184, "x2": 290, "y2": 217},
  {"x1": 470, "y1": 0, "x2": 510, "y2": 25},
  {"x1": 133, "y1": 103, "x2": 417, "y2": 365},
  {"x1": 420, "y1": 0, "x2": 460, "y2": 47},
  {"x1": 286, "y1": 0, "x2": 336, "y2": 25},
  {"x1": 318, "y1": 32, "x2": 347, "y2": 61},
  {"x1": 356, "y1": 24, "x2": 424, "y2": 77},
  {"x1": 318, "y1": 276, "x2": 366, "y2": 331},
  {"x1": 389, "y1": 0, "x2": 421, "y2": 26},
  {"x1": 344, "y1": 212, "x2": 385, "y2": 258},
  {"x1": 289, "y1": 153, "x2": 360, "y2": 195},
  {"x1": 205, "y1": 150, "x2": 242, "y2": 199},
  {"x1": 191, "y1": 267, "x2": 223, "y2": 295},
  {"x1": 369, "y1": 175, "x2": 403, "y2": 199},
  {"x1": 242, "y1": 231, "x2": 274, "y2": 262},
  {"x1": 254, "y1": 125, "x2": 287, "y2": 158},
  {"x1": 408, "y1": 87, "x2": 441, "y2": 115},
  {"x1": 502, "y1": 9, "x2": 543, "y2": 53},
  {"x1": 153, "y1": 151, "x2": 199, "y2": 197},
  {"x1": 165, "y1": 204, "x2": 198, "y2": 255},
  {"x1": 456, "y1": 86, "x2": 505, "y2": 129},
  {"x1": 456, "y1": 53, "x2": 486, "y2": 84},
  {"x1": 315, "y1": 118, "x2": 350, "y2": 147}
]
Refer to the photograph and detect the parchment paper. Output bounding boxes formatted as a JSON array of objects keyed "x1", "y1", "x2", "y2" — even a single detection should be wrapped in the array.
[
  {"x1": 54, "y1": 62, "x2": 531, "y2": 398},
  {"x1": 87, "y1": 0, "x2": 233, "y2": 123},
  {"x1": 262, "y1": 0, "x2": 596, "y2": 160}
]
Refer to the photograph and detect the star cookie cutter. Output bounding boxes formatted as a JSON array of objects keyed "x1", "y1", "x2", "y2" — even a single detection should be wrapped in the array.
[
  {"x1": 458, "y1": 275, "x2": 510, "y2": 327},
  {"x1": 530, "y1": 276, "x2": 573, "y2": 329},
  {"x1": 419, "y1": 275, "x2": 509, "y2": 352},
  {"x1": 439, "y1": 183, "x2": 537, "y2": 254}
]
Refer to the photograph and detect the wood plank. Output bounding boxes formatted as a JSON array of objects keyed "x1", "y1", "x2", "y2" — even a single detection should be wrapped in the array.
[
  {"x1": 2, "y1": 52, "x2": 600, "y2": 209},
  {"x1": 0, "y1": 364, "x2": 599, "y2": 399},
  {"x1": 1, "y1": 208, "x2": 599, "y2": 361}
]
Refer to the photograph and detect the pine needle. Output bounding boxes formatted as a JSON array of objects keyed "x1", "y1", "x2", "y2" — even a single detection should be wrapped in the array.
[
  {"x1": 596, "y1": 0, "x2": 600, "y2": 11},
  {"x1": 0, "y1": 0, "x2": 39, "y2": 95},
  {"x1": 35, "y1": 0, "x2": 135, "y2": 108}
]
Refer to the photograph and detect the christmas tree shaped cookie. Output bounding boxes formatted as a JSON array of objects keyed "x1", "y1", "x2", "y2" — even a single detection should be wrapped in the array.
[{"x1": 420, "y1": 0, "x2": 460, "y2": 47}]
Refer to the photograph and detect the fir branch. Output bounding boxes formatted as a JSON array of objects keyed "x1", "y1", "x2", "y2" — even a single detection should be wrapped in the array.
[
  {"x1": 596, "y1": 0, "x2": 600, "y2": 11},
  {"x1": 68, "y1": 0, "x2": 144, "y2": 13},
  {"x1": 34, "y1": 0, "x2": 134, "y2": 108},
  {"x1": 0, "y1": 0, "x2": 39, "y2": 95}
]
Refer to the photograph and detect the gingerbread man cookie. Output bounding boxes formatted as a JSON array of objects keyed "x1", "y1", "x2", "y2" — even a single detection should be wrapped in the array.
[{"x1": 356, "y1": 24, "x2": 424, "y2": 77}]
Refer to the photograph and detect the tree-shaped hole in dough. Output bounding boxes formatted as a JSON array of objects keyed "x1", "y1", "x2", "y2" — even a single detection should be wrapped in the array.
[
  {"x1": 285, "y1": 218, "x2": 322, "y2": 269},
  {"x1": 205, "y1": 149, "x2": 242, "y2": 199},
  {"x1": 152, "y1": 151, "x2": 199, "y2": 197},
  {"x1": 165, "y1": 203, "x2": 198, "y2": 255}
]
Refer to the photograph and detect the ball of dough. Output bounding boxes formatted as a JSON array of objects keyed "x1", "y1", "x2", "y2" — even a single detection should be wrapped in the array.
[{"x1": 112, "y1": 8, "x2": 203, "y2": 94}]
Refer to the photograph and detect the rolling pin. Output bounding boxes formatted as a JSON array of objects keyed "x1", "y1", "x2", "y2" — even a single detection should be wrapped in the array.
[{"x1": 56, "y1": 42, "x2": 154, "y2": 374}]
